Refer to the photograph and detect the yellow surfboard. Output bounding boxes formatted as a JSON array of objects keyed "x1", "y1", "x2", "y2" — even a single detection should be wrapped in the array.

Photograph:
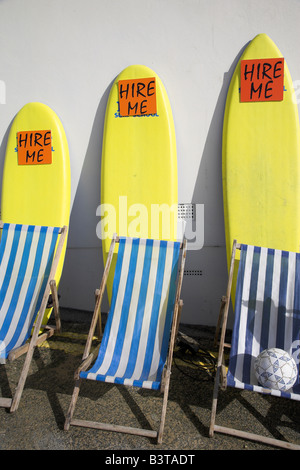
[
  {"x1": 101, "y1": 65, "x2": 178, "y2": 301},
  {"x1": 223, "y1": 34, "x2": 300, "y2": 300},
  {"x1": 1, "y1": 102, "x2": 71, "y2": 321}
]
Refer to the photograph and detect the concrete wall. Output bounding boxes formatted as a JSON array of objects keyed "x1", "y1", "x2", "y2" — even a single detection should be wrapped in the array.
[{"x1": 1, "y1": 0, "x2": 300, "y2": 326}]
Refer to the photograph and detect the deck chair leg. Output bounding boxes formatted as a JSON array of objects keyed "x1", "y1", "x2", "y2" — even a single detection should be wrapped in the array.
[
  {"x1": 11, "y1": 286, "x2": 63, "y2": 412},
  {"x1": 157, "y1": 296, "x2": 184, "y2": 443},
  {"x1": 10, "y1": 338, "x2": 38, "y2": 412},
  {"x1": 64, "y1": 379, "x2": 82, "y2": 431},
  {"x1": 209, "y1": 363, "x2": 221, "y2": 437},
  {"x1": 10, "y1": 306, "x2": 55, "y2": 412},
  {"x1": 210, "y1": 240, "x2": 237, "y2": 437},
  {"x1": 214, "y1": 296, "x2": 226, "y2": 347},
  {"x1": 50, "y1": 280, "x2": 61, "y2": 333},
  {"x1": 11, "y1": 289, "x2": 64, "y2": 412},
  {"x1": 157, "y1": 370, "x2": 171, "y2": 444},
  {"x1": 175, "y1": 300, "x2": 183, "y2": 340},
  {"x1": 210, "y1": 294, "x2": 231, "y2": 436},
  {"x1": 94, "y1": 289, "x2": 102, "y2": 339}
]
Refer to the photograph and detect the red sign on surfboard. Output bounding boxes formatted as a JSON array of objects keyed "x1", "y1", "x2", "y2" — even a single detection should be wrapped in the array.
[
  {"x1": 118, "y1": 77, "x2": 157, "y2": 116},
  {"x1": 17, "y1": 130, "x2": 52, "y2": 165},
  {"x1": 240, "y1": 58, "x2": 284, "y2": 102}
]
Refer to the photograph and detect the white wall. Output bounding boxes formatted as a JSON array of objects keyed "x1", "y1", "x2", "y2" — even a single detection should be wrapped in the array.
[{"x1": 1, "y1": 0, "x2": 300, "y2": 326}]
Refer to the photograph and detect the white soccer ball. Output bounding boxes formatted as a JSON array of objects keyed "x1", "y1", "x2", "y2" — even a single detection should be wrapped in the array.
[{"x1": 254, "y1": 348, "x2": 298, "y2": 391}]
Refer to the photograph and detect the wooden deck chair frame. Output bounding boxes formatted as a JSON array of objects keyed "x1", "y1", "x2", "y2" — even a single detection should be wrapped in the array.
[
  {"x1": 0, "y1": 223, "x2": 67, "y2": 412},
  {"x1": 209, "y1": 239, "x2": 300, "y2": 450},
  {"x1": 64, "y1": 234, "x2": 186, "y2": 444}
]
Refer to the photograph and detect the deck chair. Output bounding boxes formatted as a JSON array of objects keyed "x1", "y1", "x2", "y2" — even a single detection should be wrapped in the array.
[
  {"x1": 0, "y1": 222, "x2": 67, "y2": 412},
  {"x1": 210, "y1": 240, "x2": 300, "y2": 450},
  {"x1": 64, "y1": 234, "x2": 186, "y2": 443}
]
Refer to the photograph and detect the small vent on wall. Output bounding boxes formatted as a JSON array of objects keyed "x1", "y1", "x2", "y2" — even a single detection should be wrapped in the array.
[
  {"x1": 178, "y1": 203, "x2": 195, "y2": 220},
  {"x1": 184, "y1": 269, "x2": 202, "y2": 276}
]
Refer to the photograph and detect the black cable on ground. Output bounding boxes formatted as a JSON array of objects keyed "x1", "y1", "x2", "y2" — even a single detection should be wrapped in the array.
[{"x1": 173, "y1": 332, "x2": 217, "y2": 382}]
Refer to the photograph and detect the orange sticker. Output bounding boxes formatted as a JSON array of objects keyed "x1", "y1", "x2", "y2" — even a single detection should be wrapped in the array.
[
  {"x1": 118, "y1": 77, "x2": 156, "y2": 116},
  {"x1": 240, "y1": 58, "x2": 284, "y2": 102},
  {"x1": 17, "y1": 130, "x2": 52, "y2": 165}
]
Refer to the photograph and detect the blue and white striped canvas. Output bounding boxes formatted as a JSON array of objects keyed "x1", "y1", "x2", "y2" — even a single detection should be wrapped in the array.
[
  {"x1": 80, "y1": 237, "x2": 181, "y2": 390},
  {"x1": 0, "y1": 223, "x2": 60, "y2": 363},
  {"x1": 228, "y1": 244, "x2": 300, "y2": 400}
]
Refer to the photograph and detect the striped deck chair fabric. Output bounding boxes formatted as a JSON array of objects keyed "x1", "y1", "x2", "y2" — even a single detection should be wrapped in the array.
[
  {"x1": 0, "y1": 223, "x2": 60, "y2": 364},
  {"x1": 80, "y1": 236, "x2": 181, "y2": 390},
  {"x1": 227, "y1": 244, "x2": 300, "y2": 400}
]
